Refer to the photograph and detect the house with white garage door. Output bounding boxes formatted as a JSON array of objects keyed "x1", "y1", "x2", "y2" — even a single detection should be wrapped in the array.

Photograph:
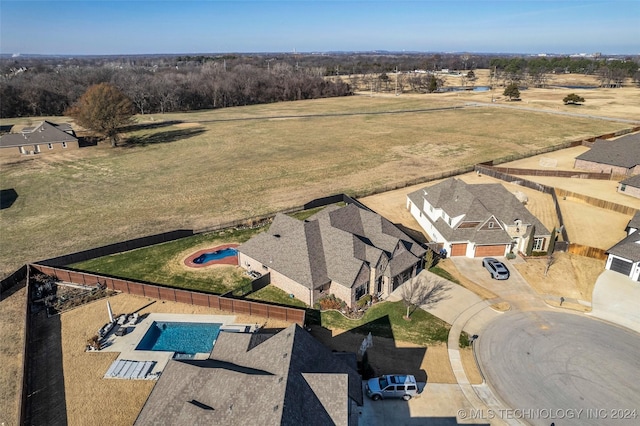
[
  {"x1": 605, "y1": 211, "x2": 640, "y2": 281},
  {"x1": 407, "y1": 178, "x2": 552, "y2": 258}
]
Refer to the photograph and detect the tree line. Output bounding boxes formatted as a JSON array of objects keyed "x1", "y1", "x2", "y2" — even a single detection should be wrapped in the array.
[
  {"x1": 1, "y1": 52, "x2": 638, "y2": 118},
  {"x1": 489, "y1": 56, "x2": 639, "y2": 88},
  {"x1": 0, "y1": 57, "x2": 351, "y2": 118}
]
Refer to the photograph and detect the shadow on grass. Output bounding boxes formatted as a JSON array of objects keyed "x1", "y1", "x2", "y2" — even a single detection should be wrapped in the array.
[
  {"x1": 121, "y1": 120, "x2": 184, "y2": 133},
  {"x1": 309, "y1": 314, "x2": 428, "y2": 382},
  {"x1": 0, "y1": 188, "x2": 18, "y2": 210},
  {"x1": 123, "y1": 127, "x2": 205, "y2": 147}
]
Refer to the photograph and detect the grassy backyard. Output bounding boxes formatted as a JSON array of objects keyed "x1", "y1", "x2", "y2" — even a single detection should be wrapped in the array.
[{"x1": 70, "y1": 227, "x2": 263, "y2": 294}]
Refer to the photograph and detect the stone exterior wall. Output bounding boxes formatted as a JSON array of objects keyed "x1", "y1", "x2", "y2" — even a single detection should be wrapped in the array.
[{"x1": 238, "y1": 252, "x2": 313, "y2": 305}]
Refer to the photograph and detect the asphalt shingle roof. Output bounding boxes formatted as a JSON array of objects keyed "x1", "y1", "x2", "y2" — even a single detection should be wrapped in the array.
[
  {"x1": 135, "y1": 324, "x2": 362, "y2": 426},
  {"x1": 238, "y1": 204, "x2": 426, "y2": 290},
  {"x1": 0, "y1": 121, "x2": 77, "y2": 148},
  {"x1": 575, "y1": 133, "x2": 640, "y2": 169},
  {"x1": 607, "y1": 229, "x2": 640, "y2": 262},
  {"x1": 407, "y1": 178, "x2": 550, "y2": 245},
  {"x1": 620, "y1": 174, "x2": 640, "y2": 188}
]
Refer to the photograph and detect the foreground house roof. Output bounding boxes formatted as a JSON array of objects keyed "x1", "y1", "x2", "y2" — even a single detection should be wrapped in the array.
[
  {"x1": 135, "y1": 324, "x2": 362, "y2": 425},
  {"x1": 238, "y1": 203, "x2": 426, "y2": 290},
  {"x1": 0, "y1": 121, "x2": 77, "y2": 148},
  {"x1": 575, "y1": 133, "x2": 640, "y2": 169},
  {"x1": 407, "y1": 178, "x2": 550, "y2": 244}
]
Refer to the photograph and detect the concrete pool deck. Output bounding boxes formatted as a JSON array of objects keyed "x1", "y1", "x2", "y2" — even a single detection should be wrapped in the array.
[{"x1": 97, "y1": 313, "x2": 256, "y2": 376}]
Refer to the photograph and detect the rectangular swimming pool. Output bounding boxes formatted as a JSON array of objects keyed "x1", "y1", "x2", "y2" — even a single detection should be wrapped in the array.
[{"x1": 136, "y1": 321, "x2": 222, "y2": 354}]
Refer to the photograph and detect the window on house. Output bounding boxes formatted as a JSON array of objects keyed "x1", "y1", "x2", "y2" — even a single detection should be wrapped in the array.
[
  {"x1": 533, "y1": 237, "x2": 545, "y2": 251},
  {"x1": 62, "y1": 142, "x2": 67, "y2": 148},
  {"x1": 488, "y1": 222, "x2": 494, "y2": 229},
  {"x1": 355, "y1": 283, "x2": 369, "y2": 300},
  {"x1": 47, "y1": 143, "x2": 53, "y2": 149},
  {"x1": 620, "y1": 184, "x2": 626, "y2": 192},
  {"x1": 448, "y1": 218, "x2": 452, "y2": 225}
]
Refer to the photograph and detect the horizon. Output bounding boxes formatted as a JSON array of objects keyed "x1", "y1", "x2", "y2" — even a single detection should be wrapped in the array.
[{"x1": 1, "y1": 1, "x2": 638, "y2": 57}]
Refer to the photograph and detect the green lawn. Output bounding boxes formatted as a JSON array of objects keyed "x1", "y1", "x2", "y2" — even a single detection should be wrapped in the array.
[
  {"x1": 70, "y1": 227, "x2": 262, "y2": 294},
  {"x1": 320, "y1": 301, "x2": 450, "y2": 345},
  {"x1": 246, "y1": 285, "x2": 308, "y2": 308}
]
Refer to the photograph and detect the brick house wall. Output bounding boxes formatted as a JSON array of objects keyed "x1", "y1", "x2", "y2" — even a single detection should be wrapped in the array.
[
  {"x1": 574, "y1": 159, "x2": 632, "y2": 176},
  {"x1": 0, "y1": 140, "x2": 80, "y2": 159}
]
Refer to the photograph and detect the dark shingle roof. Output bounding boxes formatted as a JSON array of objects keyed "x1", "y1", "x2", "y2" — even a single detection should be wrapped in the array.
[
  {"x1": 135, "y1": 324, "x2": 362, "y2": 425},
  {"x1": 239, "y1": 204, "x2": 426, "y2": 290},
  {"x1": 407, "y1": 178, "x2": 550, "y2": 244},
  {"x1": 607, "y1": 229, "x2": 640, "y2": 262},
  {"x1": 620, "y1": 174, "x2": 640, "y2": 188},
  {"x1": 575, "y1": 133, "x2": 640, "y2": 169},
  {"x1": 0, "y1": 121, "x2": 77, "y2": 148},
  {"x1": 628, "y1": 211, "x2": 640, "y2": 232}
]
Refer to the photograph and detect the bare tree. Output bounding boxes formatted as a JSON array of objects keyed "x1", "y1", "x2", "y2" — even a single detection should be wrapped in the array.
[
  {"x1": 544, "y1": 253, "x2": 555, "y2": 276},
  {"x1": 401, "y1": 273, "x2": 449, "y2": 320}
]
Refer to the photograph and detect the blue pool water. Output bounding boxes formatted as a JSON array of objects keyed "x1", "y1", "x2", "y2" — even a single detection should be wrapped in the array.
[
  {"x1": 136, "y1": 321, "x2": 222, "y2": 354},
  {"x1": 193, "y1": 247, "x2": 238, "y2": 264}
]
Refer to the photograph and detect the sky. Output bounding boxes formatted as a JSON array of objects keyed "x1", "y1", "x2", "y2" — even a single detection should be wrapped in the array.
[{"x1": 1, "y1": 1, "x2": 638, "y2": 56}]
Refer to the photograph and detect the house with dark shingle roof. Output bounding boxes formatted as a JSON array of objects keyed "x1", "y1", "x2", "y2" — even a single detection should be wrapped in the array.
[
  {"x1": 618, "y1": 174, "x2": 640, "y2": 199},
  {"x1": 605, "y1": 211, "x2": 640, "y2": 281},
  {"x1": 238, "y1": 203, "x2": 426, "y2": 308},
  {"x1": 0, "y1": 121, "x2": 78, "y2": 158},
  {"x1": 574, "y1": 132, "x2": 640, "y2": 177},
  {"x1": 135, "y1": 324, "x2": 363, "y2": 426},
  {"x1": 407, "y1": 178, "x2": 552, "y2": 258}
]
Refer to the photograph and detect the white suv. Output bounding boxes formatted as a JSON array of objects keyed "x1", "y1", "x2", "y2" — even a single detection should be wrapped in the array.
[{"x1": 366, "y1": 374, "x2": 418, "y2": 401}]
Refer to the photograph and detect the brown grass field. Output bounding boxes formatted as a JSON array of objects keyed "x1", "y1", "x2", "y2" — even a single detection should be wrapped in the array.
[{"x1": 1, "y1": 72, "x2": 639, "y2": 425}]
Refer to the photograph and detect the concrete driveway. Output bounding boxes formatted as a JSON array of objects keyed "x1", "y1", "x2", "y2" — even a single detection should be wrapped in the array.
[
  {"x1": 388, "y1": 270, "x2": 498, "y2": 336},
  {"x1": 450, "y1": 257, "x2": 546, "y2": 311},
  {"x1": 358, "y1": 383, "x2": 490, "y2": 426},
  {"x1": 590, "y1": 270, "x2": 640, "y2": 334}
]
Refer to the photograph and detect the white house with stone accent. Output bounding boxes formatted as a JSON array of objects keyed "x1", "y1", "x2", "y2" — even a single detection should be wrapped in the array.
[{"x1": 407, "y1": 178, "x2": 552, "y2": 258}]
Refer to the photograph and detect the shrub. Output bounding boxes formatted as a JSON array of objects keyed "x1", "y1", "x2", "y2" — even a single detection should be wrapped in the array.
[
  {"x1": 459, "y1": 332, "x2": 471, "y2": 348},
  {"x1": 356, "y1": 294, "x2": 372, "y2": 309},
  {"x1": 316, "y1": 294, "x2": 346, "y2": 311}
]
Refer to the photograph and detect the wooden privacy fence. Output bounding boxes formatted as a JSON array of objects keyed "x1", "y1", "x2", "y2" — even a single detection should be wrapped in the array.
[
  {"x1": 567, "y1": 244, "x2": 608, "y2": 260},
  {"x1": 30, "y1": 265, "x2": 305, "y2": 325},
  {"x1": 555, "y1": 188, "x2": 638, "y2": 216},
  {"x1": 485, "y1": 166, "x2": 613, "y2": 180}
]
